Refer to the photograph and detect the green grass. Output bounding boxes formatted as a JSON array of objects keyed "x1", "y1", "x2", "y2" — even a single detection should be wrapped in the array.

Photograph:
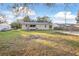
[{"x1": 0, "y1": 30, "x2": 79, "y2": 56}]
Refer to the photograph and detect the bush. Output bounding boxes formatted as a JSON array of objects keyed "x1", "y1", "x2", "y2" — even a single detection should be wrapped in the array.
[{"x1": 11, "y1": 22, "x2": 21, "y2": 29}]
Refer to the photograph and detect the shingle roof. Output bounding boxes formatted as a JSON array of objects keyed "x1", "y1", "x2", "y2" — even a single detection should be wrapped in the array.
[{"x1": 21, "y1": 22, "x2": 53, "y2": 25}]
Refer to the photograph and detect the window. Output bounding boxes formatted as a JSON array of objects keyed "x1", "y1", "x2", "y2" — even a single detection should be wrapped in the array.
[
  {"x1": 30, "y1": 25, "x2": 36, "y2": 27},
  {"x1": 45, "y1": 25, "x2": 47, "y2": 28},
  {"x1": 26, "y1": 24, "x2": 27, "y2": 27},
  {"x1": 49, "y1": 25, "x2": 52, "y2": 29}
]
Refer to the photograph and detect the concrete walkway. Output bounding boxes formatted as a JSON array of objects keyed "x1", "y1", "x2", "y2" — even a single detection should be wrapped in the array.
[{"x1": 55, "y1": 30, "x2": 79, "y2": 36}]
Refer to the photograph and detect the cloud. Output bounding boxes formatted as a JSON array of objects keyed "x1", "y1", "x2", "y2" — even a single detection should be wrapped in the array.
[{"x1": 53, "y1": 11, "x2": 76, "y2": 24}]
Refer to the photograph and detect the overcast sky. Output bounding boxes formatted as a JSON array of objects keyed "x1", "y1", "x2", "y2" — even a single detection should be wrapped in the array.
[{"x1": 0, "y1": 3, "x2": 79, "y2": 24}]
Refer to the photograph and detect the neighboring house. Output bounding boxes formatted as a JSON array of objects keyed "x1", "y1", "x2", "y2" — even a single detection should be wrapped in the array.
[
  {"x1": 70, "y1": 24, "x2": 79, "y2": 31},
  {"x1": 53, "y1": 23, "x2": 75, "y2": 30},
  {"x1": 0, "y1": 23, "x2": 11, "y2": 31},
  {"x1": 21, "y1": 22, "x2": 53, "y2": 30}
]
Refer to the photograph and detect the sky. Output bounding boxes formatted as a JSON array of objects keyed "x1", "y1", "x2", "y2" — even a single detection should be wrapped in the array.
[
  {"x1": 0, "y1": 3, "x2": 79, "y2": 24},
  {"x1": 0, "y1": 0, "x2": 79, "y2": 3}
]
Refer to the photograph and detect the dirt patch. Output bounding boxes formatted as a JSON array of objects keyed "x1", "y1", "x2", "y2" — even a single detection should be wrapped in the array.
[{"x1": 24, "y1": 35, "x2": 45, "y2": 41}]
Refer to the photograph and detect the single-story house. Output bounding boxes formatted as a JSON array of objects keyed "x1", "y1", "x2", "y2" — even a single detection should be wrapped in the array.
[
  {"x1": 69, "y1": 24, "x2": 79, "y2": 31},
  {"x1": 21, "y1": 22, "x2": 53, "y2": 30},
  {"x1": 53, "y1": 23, "x2": 75, "y2": 30},
  {"x1": 0, "y1": 23, "x2": 11, "y2": 31}
]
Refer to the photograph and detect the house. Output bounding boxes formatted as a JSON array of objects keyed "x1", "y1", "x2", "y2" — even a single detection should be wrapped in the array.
[
  {"x1": 70, "y1": 24, "x2": 79, "y2": 31},
  {"x1": 53, "y1": 23, "x2": 75, "y2": 30},
  {"x1": 0, "y1": 23, "x2": 11, "y2": 31},
  {"x1": 21, "y1": 22, "x2": 53, "y2": 30}
]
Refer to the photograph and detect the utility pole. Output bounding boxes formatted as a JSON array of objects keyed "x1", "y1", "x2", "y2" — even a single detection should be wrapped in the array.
[{"x1": 64, "y1": 3, "x2": 70, "y2": 30}]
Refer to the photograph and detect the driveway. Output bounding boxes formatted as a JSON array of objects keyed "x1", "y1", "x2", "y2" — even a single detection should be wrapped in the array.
[{"x1": 55, "y1": 30, "x2": 79, "y2": 36}]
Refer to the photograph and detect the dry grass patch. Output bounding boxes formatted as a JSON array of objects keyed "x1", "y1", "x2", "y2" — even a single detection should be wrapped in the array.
[{"x1": 0, "y1": 30, "x2": 79, "y2": 55}]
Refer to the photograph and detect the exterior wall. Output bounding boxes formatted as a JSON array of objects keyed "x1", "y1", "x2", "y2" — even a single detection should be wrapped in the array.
[
  {"x1": 36, "y1": 24, "x2": 49, "y2": 30},
  {"x1": 22, "y1": 24, "x2": 53, "y2": 30},
  {"x1": 69, "y1": 25, "x2": 79, "y2": 31},
  {"x1": 22, "y1": 24, "x2": 36, "y2": 30},
  {"x1": 22, "y1": 25, "x2": 27, "y2": 30}
]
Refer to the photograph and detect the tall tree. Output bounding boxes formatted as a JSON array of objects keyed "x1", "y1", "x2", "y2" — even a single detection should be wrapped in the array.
[
  {"x1": 75, "y1": 10, "x2": 79, "y2": 23},
  {"x1": 37, "y1": 16, "x2": 51, "y2": 22},
  {"x1": 11, "y1": 3, "x2": 56, "y2": 17},
  {"x1": 0, "y1": 13, "x2": 7, "y2": 24},
  {"x1": 10, "y1": 20, "x2": 21, "y2": 29},
  {"x1": 22, "y1": 16, "x2": 31, "y2": 22}
]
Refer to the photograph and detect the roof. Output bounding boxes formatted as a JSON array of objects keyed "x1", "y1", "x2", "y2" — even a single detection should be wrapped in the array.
[
  {"x1": 0, "y1": 23, "x2": 10, "y2": 26},
  {"x1": 20, "y1": 21, "x2": 53, "y2": 25}
]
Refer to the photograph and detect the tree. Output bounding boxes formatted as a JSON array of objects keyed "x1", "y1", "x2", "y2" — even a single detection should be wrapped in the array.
[
  {"x1": 45, "y1": 3, "x2": 56, "y2": 8},
  {"x1": 10, "y1": 21, "x2": 21, "y2": 29},
  {"x1": 75, "y1": 10, "x2": 79, "y2": 23},
  {"x1": 22, "y1": 16, "x2": 31, "y2": 22},
  {"x1": 0, "y1": 3, "x2": 55, "y2": 23},
  {"x1": 11, "y1": 3, "x2": 56, "y2": 17},
  {"x1": 37, "y1": 16, "x2": 51, "y2": 22},
  {"x1": 37, "y1": 17, "x2": 42, "y2": 22},
  {"x1": 42, "y1": 16, "x2": 51, "y2": 22},
  {"x1": 12, "y1": 7, "x2": 30, "y2": 17},
  {"x1": 0, "y1": 13, "x2": 7, "y2": 24}
]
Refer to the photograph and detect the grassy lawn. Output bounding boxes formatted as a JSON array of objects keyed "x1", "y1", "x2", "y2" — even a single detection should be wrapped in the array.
[{"x1": 0, "y1": 30, "x2": 79, "y2": 56}]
